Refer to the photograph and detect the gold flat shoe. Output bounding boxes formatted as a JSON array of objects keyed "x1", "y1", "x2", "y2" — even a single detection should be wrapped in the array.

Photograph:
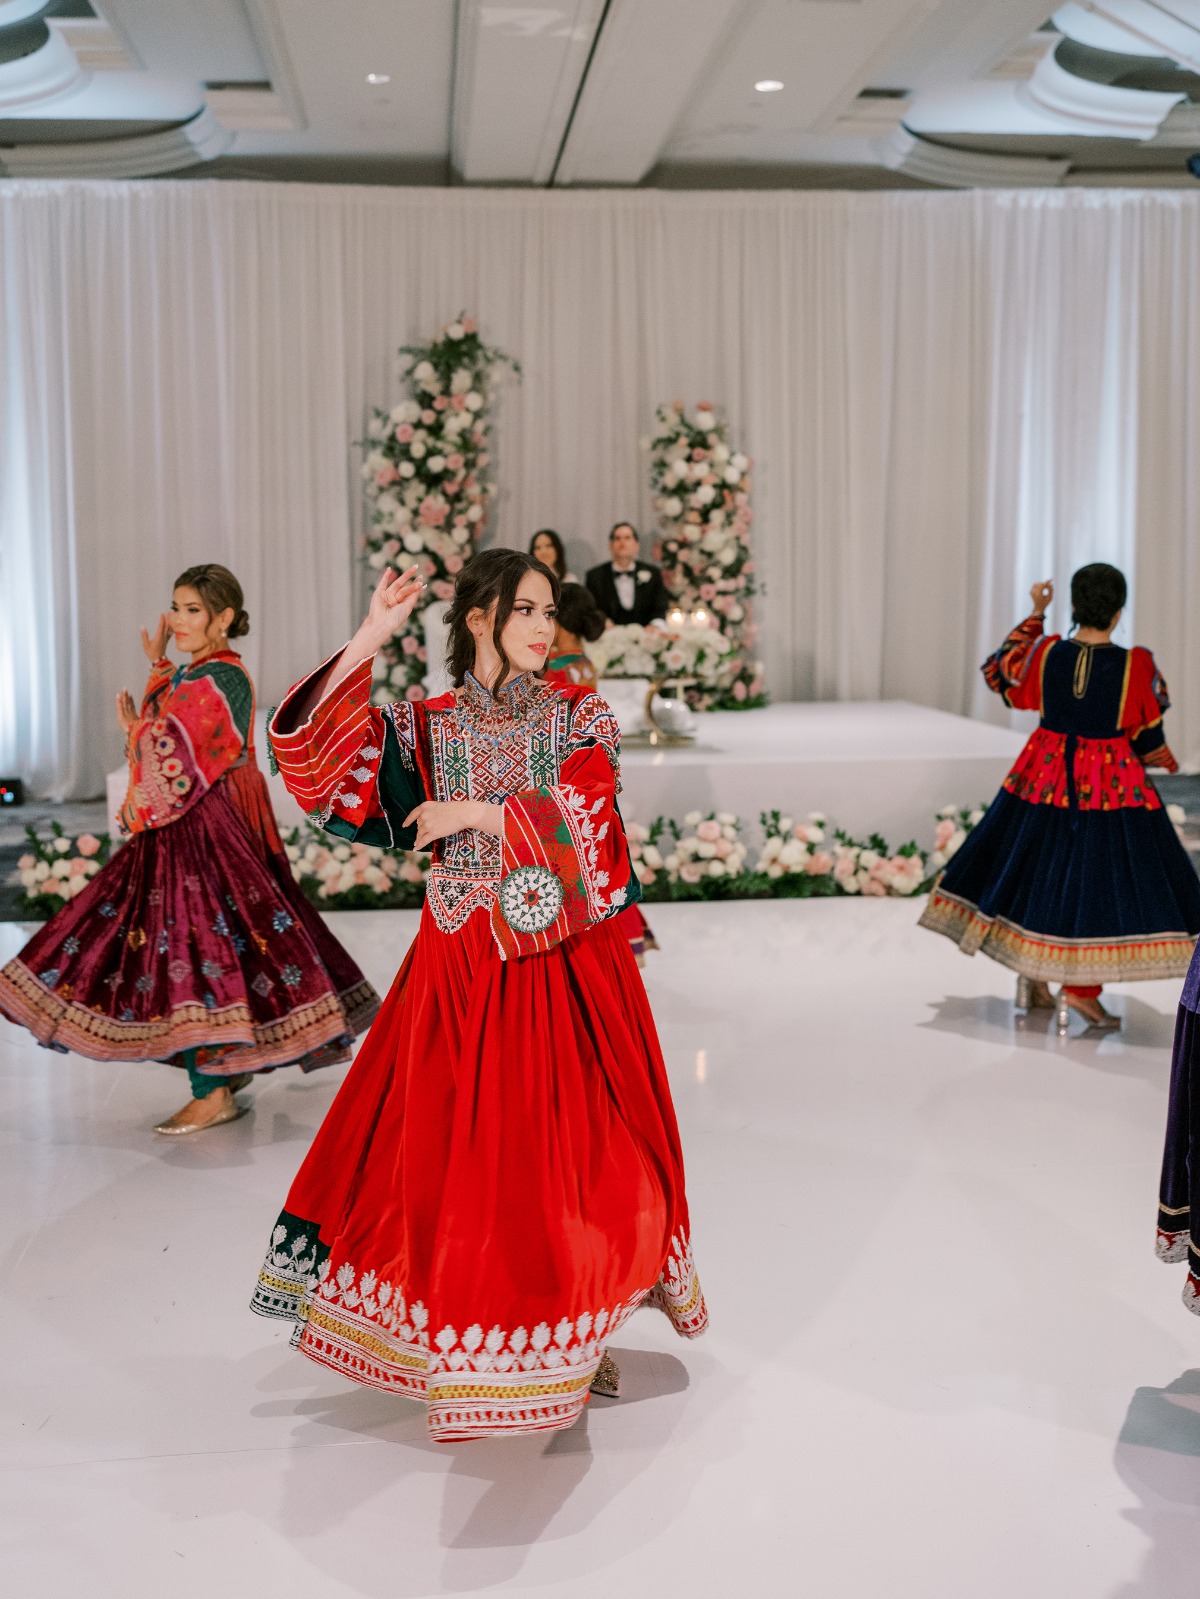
[
  {"x1": 154, "y1": 1099, "x2": 249, "y2": 1136},
  {"x1": 590, "y1": 1351, "x2": 620, "y2": 1399}
]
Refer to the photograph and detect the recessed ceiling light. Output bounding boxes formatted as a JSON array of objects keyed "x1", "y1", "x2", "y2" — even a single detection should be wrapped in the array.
[
  {"x1": 755, "y1": 79, "x2": 784, "y2": 92},
  {"x1": 366, "y1": 72, "x2": 391, "y2": 85}
]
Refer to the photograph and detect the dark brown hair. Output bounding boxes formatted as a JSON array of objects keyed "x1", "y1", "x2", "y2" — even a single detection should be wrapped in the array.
[
  {"x1": 445, "y1": 548, "x2": 559, "y2": 691},
  {"x1": 608, "y1": 521, "x2": 639, "y2": 545},
  {"x1": 555, "y1": 582, "x2": 606, "y2": 644},
  {"x1": 173, "y1": 563, "x2": 250, "y2": 639},
  {"x1": 1070, "y1": 562, "x2": 1126, "y2": 631},
  {"x1": 529, "y1": 528, "x2": 567, "y2": 580}
]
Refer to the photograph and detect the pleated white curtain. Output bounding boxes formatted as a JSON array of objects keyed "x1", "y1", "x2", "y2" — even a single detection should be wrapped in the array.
[{"x1": 3, "y1": 181, "x2": 1200, "y2": 797}]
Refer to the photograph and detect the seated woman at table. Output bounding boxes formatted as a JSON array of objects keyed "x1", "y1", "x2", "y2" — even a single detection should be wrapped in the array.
[{"x1": 919, "y1": 565, "x2": 1200, "y2": 1030}]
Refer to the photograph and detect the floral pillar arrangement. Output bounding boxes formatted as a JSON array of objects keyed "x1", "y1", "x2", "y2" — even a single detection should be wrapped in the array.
[
  {"x1": 360, "y1": 316, "x2": 518, "y2": 703},
  {"x1": 647, "y1": 401, "x2": 764, "y2": 709}
]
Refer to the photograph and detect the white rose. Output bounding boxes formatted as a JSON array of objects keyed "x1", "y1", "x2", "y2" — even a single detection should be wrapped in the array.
[
  {"x1": 465, "y1": 392, "x2": 483, "y2": 411},
  {"x1": 696, "y1": 484, "x2": 715, "y2": 505},
  {"x1": 453, "y1": 523, "x2": 471, "y2": 543},
  {"x1": 53, "y1": 837, "x2": 71, "y2": 854},
  {"x1": 427, "y1": 455, "x2": 446, "y2": 473},
  {"x1": 368, "y1": 416, "x2": 384, "y2": 440},
  {"x1": 68, "y1": 876, "x2": 89, "y2": 897},
  {"x1": 410, "y1": 441, "x2": 426, "y2": 459},
  {"x1": 466, "y1": 505, "x2": 483, "y2": 522},
  {"x1": 19, "y1": 869, "x2": 37, "y2": 889},
  {"x1": 642, "y1": 845, "x2": 663, "y2": 870},
  {"x1": 664, "y1": 497, "x2": 683, "y2": 517},
  {"x1": 713, "y1": 443, "x2": 730, "y2": 464},
  {"x1": 446, "y1": 322, "x2": 464, "y2": 339},
  {"x1": 723, "y1": 466, "x2": 741, "y2": 485},
  {"x1": 332, "y1": 844, "x2": 351, "y2": 862},
  {"x1": 732, "y1": 452, "x2": 749, "y2": 472},
  {"x1": 696, "y1": 841, "x2": 717, "y2": 860},
  {"x1": 451, "y1": 368, "x2": 473, "y2": 395},
  {"x1": 403, "y1": 531, "x2": 425, "y2": 553},
  {"x1": 707, "y1": 858, "x2": 725, "y2": 877},
  {"x1": 683, "y1": 811, "x2": 703, "y2": 827},
  {"x1": 414, "y1": 361, "x2": 435, "y2": 381},
  {"x1": 398, "y1": 461, "x2": 416, "y2": 478},
  {"x1": 389, "y1": 403, "x2": 408, "y2": 424}
]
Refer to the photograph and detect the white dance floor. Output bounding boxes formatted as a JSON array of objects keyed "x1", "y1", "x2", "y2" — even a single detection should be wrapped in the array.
[{"x1": 2, "y1": 901, "x2": 1196, "y2": 1597}]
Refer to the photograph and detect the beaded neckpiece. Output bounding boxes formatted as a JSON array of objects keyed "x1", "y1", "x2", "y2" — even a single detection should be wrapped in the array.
[{"x1": 457, "y1": 670, "x2": 549, "y2": 735}]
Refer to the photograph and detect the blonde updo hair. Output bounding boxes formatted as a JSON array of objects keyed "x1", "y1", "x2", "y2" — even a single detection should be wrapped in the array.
[{"x1": 173, "y1": 563, "x2": 250, "y2": 639}]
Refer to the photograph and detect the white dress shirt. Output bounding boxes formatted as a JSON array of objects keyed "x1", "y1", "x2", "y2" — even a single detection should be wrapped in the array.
[{"x1": 612, "y1": 564, "x2": 636, "y2": 613}]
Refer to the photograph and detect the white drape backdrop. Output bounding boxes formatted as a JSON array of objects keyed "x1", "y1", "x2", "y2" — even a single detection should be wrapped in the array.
[{"x1": 3, "y1": 182, "x2": 1200, "y2": 797}]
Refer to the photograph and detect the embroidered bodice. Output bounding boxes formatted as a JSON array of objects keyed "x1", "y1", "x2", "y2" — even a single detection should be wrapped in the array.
[{"x1": 269, "y1": 653, "x2": 637, "y2": 959}]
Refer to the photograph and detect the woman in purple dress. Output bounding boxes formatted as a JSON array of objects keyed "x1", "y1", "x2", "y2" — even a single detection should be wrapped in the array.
[{"x1": 0, "y1": 565, "x2": 379, "y2": 1134}]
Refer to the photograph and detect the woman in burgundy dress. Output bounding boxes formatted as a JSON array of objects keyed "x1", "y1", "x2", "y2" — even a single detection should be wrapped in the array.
[
  {"x1": 0, "y1": 564, "x2": 378, "y2": 1134},
  {"x1": 251, "y1": 549, "x2": 706, "y2": 1440}
]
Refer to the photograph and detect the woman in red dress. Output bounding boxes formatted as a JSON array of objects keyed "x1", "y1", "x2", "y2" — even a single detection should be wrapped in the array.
[
  {"x1": 251, "y1": 549, "x2": 706, "y2": 1441},
  {"x1": 0, "y1": 565, "x2": 378, "y2": 1133}
]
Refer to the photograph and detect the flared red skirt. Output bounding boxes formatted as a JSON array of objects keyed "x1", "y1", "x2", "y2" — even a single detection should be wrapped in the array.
[{"x1": 251, "y1": 904, "x2": 707, "y2": 1442}]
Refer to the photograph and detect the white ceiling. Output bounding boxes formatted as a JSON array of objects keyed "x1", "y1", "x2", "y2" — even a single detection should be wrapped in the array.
[{"x1": 3, "y1": 0, "x2": 1200, "y2": 187}]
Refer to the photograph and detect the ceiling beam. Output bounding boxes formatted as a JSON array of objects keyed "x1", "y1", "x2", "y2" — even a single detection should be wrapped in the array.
[
  {"x1": 552, "y1": 0, "x2": 744, "y2": 186},
  {"x1": 450, "y1": 0, "x2": 607, "y2": 184}
]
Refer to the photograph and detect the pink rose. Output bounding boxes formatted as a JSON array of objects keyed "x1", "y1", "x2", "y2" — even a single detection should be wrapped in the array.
[
  {"x1": 447, "y1": 453, "x2": 464, "y2": 471},
  {"x1": 421, "y1": 409, "x2": 436, "y2": 425},
  {"x1": 17, "y1": 853, "x2": 35, "y2": 870},
  {"x1": 806, "y1": 851, "x2": 833, "y2": 876},
  {"x1": 401, "y1": 634, "x2": 421, "y2": 655},
  {"x1": 405, "y1": 684, "x2": 426, "y2": 702},
  {"x1": 69, "y1": 856, "x2": 89, "y2": 877},
  {"x1": 375, "y1": 465, "x2": 400, "y2": 487},
  {"x1": 733, "y1": 681, "x2": 748, "y2": 701},
  {"x1": 416, "y1": 644, "x2": 427, "y2": 660},
  {"x1": 395, "y1": 424, "x2": 414, "y2": 443},
  {"x1": 714, "y1": 837, "x2": 734, "y2": 858},
  {"x1": 451, "y1": 394, "x2": 467, "y2": 411},
  {"x1": 418, "y1": 497, "x2": 448, "y2": 527},
  {"x1": 696, "y1": 819, "x2": 722, "y2": 843},
  {"x1": 637, "y1": 866, "x2": 657, "y2": 886},
  {"x1": 833, "y1": 855, "x2": 857, "y2": 883},
  {"x1": 862, "y1": 878, "x2": 887, "y2": 896},
  {"x1": 76, "y1": 834, "x2": 101, "y2": 857},
  {"x1": 699, "y1": 583, "x2": 717, "y2": 602},
  {"x1": 679, "y1": 862, "x2": 704, "y2": 884},
  {"x1": 462, "y1": 317, "x2": 476, "y2": 333},
  {"x1": 934, "y1": 819, "x2": 956, "y2": 850},
  {"x1": 433, "y1": 396, "x2": 449, "y2": 411},
  {"x1": 431, "y1": 579, "x2": 455, "y2": 600},
  {"x1": 445, "y1": 555, "x2": 464, "y2": 574}
]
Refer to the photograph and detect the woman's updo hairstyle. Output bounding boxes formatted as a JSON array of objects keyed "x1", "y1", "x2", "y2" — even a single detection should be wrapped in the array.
[
  {"x1": 174, "y1": 563, "x2": 250, "y2": 639},
  {"x1": 1070, "y1": 562, "x2": 1126, "y2": 631},
  {"x1": 555, "y1": 582, "x2": 606, "y2": 645},
  {"x1": 445, "y1": 547, "x2": 560, "y2": 692}
]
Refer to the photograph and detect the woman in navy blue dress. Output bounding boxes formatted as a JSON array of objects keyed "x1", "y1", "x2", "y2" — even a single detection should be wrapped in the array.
[{"x1": 920, "y1": 564, "x2": 1200, "y2": 1030}]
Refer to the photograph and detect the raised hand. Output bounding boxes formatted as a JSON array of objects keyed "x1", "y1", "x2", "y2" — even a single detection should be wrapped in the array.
[
  {"x1": 141, "y1": 613, "x2": 171, "y2": 662},
  {"x1": 404, "y1": 799, "x2": 504, "y2": 851},
  {"x1": 359, "y1": 565, "x2": 427, "y2": 651},
  {"x1": 1030, "y1": 579, "x2": 1053, "y2": 616},
  {"x1": 115, "y1": 689, "x2": 139, "y2": 735}
]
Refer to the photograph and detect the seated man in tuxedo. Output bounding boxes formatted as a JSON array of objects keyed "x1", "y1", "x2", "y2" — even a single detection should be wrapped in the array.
[{"x1": 585, "y1": 522, "x2": 669, "y2": 627}]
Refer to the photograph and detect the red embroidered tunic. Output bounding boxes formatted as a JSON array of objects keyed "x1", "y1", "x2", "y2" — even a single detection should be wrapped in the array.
[{"x1": 254, "y1": 655, "x2": 706, "y2": 1441}]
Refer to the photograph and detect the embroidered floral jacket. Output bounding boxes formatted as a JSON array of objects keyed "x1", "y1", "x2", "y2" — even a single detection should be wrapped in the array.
[
  {"x1": 119, "y1": 651, "x2": 256, "y2": 834},
  {"x1": 268, "y1": 655, "x2": 640, "y2": 959}
]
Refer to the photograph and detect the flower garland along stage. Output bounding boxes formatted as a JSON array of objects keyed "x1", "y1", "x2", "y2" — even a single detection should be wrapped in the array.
[
  {"x1": 14, "y1": 824, "x2": 111, "y2": 916},
  {"x1": 647, "y1": 402, "x2": 764, "y2": 709},
  {"x1": 12, "y1": 803, "x2": 1192, "y2": 918},
  {"x1": 361, "y1": 316, "x2": 518, "y2": 704}
]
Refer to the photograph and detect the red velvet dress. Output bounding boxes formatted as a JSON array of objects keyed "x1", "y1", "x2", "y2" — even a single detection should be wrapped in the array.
[
  {"x1": 0, "y1": 652, "x2": 378, "y2": 1072},
  {"x1": 251, "y1": 659, "x2": 706, "y2": 1441}
]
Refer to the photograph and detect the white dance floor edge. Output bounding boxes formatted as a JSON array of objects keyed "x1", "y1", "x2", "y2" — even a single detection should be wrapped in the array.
[{"x1": 1, "y1": 900, "x2": 1195, "y2": 1598}]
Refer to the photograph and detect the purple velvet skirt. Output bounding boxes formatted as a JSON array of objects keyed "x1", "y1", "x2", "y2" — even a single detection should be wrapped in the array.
[{"x1": 0, "y1": 780, "x2": 378, "y2": 1072}]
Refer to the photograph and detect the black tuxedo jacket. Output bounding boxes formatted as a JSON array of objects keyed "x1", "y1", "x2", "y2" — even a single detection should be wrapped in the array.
[{"x1": 585, "y1": 560, "x2": 669, "y2": 627}]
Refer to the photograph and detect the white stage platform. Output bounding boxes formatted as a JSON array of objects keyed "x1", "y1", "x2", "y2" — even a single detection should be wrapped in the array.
[
  {"x1": 621, "y1": 700, "x2": 1025, "y2": 843},
  {"x1": 107, "y1": 701, "x2": 1025, "y2": 847},
  {"x1": 2, "y1": 899, "x2": 1193, "y2": 1598}
]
